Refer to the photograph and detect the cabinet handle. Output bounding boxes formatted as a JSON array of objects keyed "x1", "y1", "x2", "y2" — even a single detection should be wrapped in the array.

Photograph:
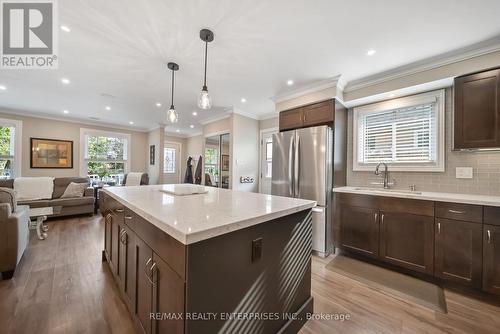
[
  {"x1": 105, "y1": 214, "x2": 112, "y2": 224},
  {"x1": 124, "y1": 215, "x2": 132, "y2": 220},
  {"x1": 145, "y1": 258, "x2": 152, "y2": 279},
  {"x1": 115, "y1": 208, "x2": 124, "y2": 213},
  {"x1": 487, "y1": 230, "x2": 491, "y2": 244},
  {"x1": 380, "y1": 213, "x2": 384, "y2": 224},
  {"x1": 374, "y1": 212, "x2": 378, "y2": 222},
  {"x1": 147, "y1": 262, "x2": 157, "y2": 285},
  {"x1": 120, "y1": 230, "x2": 127, "y2": 244},
  {"x1": 448, "y1": 209, "x2": 465, "y2": 214},
  {"x1": 437, "y1": 222, "x2": 441, "y2": 234}
]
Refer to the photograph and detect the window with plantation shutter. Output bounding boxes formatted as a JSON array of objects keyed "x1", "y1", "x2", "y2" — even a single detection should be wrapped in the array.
[{"x1": 353, "y1": 90, "x2": 445, "y2": 172}]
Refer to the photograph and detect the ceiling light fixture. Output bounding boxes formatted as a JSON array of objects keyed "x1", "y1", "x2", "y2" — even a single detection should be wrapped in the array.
[
  {"x1": 60, "y1": 25, "x2": 71, "y2": 32},
  {"x1": 192, "y1": 111, "x2": 197, "y2": 116},
  {"x1": 176, "y1": 129, "x2": 180, "y2": 133},
  {"x1": 156, "y1": 102, "x2": 162, "y2": 107},
  {"x1": 166, "y1": 62, "x2": 180, "y2": 123},
  {"x1": 63, "y1": 110, "x2": 69, "y2": 114},
  {"x1": 0, "y1": 85, "x2": 6, "y2": 90},
  {"x1": 389, "y1": 93, "x2": 396, "y2": 98},
  {"x1": 197, "y1": 29, "x2": 214, "y2": 110},
  {"x1": 61, "y1": 78, "x2": 70, "y2": 84},
  {"x1": 241, "y1": 98, "x2": 246, "y2": 103},
  {"x1": 190, "y1": 125, "x2": 194, "y2": 129},
  {"x1": 287, "y1": 80, "x2": 294, "y2": 86},
  {"x1": 105, "y1": 106, "x2": 111, "y2": 111},
  {"x1": 129, "y1": 121, "x2": 134, "y2": 125},
  {"x1": 366, "y1": 49, "x2": 376, "y2": 56}
]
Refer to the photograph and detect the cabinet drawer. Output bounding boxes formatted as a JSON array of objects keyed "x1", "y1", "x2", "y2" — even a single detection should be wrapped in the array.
[
  {"x1": 435, "y1": 202, "x2": 482, "y2": 223},
  {"x1": 484, "y1": 206, "x2": 500, "y2": 226}
]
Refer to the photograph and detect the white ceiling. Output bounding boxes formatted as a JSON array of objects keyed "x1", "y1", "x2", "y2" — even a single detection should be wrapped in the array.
[{"x1": 1, "y1": 0, "x2": 500, "y2": 135}]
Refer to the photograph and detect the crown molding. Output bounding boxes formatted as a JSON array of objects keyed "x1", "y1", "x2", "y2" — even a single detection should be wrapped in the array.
[
  {"x1": 0, "y1": 107, "x2": 150, "y2": 132},
  {"x1": 272, "y1": 75, "x2": 344, "y2": 104},
  {"x1": 258, "y1": 112, "x2": 279, "y2": 120},
  {"x1": 198, "y1": 112, "x2": 232, "y2": 125},
  {"x1": 344, "y1": 36, "x2": 500, "y2": 93},
  {"x1": 232, "y1": 108, "x2": 261, "y2": 120}
]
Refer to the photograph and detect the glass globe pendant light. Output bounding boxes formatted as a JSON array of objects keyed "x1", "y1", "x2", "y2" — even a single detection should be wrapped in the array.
[
  {"x1": 198, "y1": 29, "x2": 214, "y2": 110},
  {"x1": 166, "y1": 62, "x2": 179, "y2": 123}
]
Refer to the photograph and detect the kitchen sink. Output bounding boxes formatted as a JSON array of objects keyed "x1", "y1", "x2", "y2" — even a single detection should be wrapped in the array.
[{"x1": 352, "y1": 187, "x2": 422, "y2": 195}]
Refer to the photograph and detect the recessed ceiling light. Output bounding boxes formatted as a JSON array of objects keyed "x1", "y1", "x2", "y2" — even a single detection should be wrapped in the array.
[
  {"x1": 60, "y1": 25, "x2": 71, "y2": 32},
  {"x1": 192, "y1": 111, "x2": 198, "y2": 116},
  {"x1": 61, "y1": 78, "x2": 70, "y2": 84},
  {"x1": 241, "y1": 98, "x2": 247, "y2": 103},
  {"x1": 389, "y1": 93, "x2": 396, "y2": 98},
  {"x1": 366, "y1": 49, "x2": 376, "y2": 56},
  {"x1": 156, "y1": 102, "x2": 162, "y2": 107},
  {"x1": 176, "y1": 129, "x2": 180, "y2": 133},
  {"x1": 0, "y1": 85, "x2": 6, "y2": 90},
  {"x1": 129, "y1": 121, "x2": 134, "y2": 125},
  {"x1": 287, "y1": 80, "x2": 294, "y2": 86},
  {"x1": 63, "y1": 110, "x2": 69, "y2": 114},
  {"x1": 105, "y1": 106, "x2": 111, "y2": 111},
  {"x1": 190, "y1": 125, "x2": 194, "y2": 129}
]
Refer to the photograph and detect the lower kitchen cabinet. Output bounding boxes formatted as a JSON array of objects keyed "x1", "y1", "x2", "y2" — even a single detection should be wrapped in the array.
[
  {"x1": 483, "y1": 225, "x2": 500, "y2": 295},
  {"x1": 434, "y1": 218, "x2": 483, "y2": 287},
  {"x1": 135, "y1": 236, "x2": 154, "y2": 334},
  {"x1": 104, "y1": 212, "x2": 112, "y2": 267},
  {"x1": 118, "y1": 223, "x2": 136, "y2": 313},
  {"x1": 339, "y1": 205, "x2": 379, "y2": 258},
  {"x1": 379, "y1": 212, "x2": 434, "y2": 275},
  {"x1": 152, "y1": 254, "x2": 185, "y2": 334}
]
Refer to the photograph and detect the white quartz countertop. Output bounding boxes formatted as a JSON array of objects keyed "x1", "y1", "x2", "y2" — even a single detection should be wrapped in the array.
[
  {"x1": 103, "y1": 184, "x2": 316, "y2": 245},
  {"x1": 333, "y1": 186, "x2": 500, "y2": 207}
]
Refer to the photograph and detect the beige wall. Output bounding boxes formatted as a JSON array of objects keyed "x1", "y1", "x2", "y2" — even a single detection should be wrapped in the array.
[
  {"x1": 259, "y1": 117, "x2": 278, "y2": 130},
  {"x1": 0, "y1": 111, "x2": 148, "y2": 178},
  {"x1": 347, "y1": 88, "x2": 500, "y2": 196},
  {"x1": 203, "y1": 116, "x2": 231, "y2": 136},
  {"x1": 147, "y1": 128, "x2": 162, "y2": 185}
]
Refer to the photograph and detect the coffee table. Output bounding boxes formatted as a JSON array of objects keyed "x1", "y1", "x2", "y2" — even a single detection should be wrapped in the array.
[{"x1": 29, "y1": 206, "x2": 62, "y2": 240}]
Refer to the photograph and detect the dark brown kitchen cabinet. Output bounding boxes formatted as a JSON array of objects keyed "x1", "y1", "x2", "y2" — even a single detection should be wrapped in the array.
[
  {"x1": 434, "y1": 218, "x2": 483, "y2": 287},
  {"x1": 379, "y1": 211, "x2": 434, "y2": 274},
  {"x1": 454, "y1": 67, "x2": 500, "y2": 149},
  {"x1": 118, "y1": 222, "x2": 136, "y2": 313},
  {"x1": 483, "y1": 225, "x2": 500, "y2": 296},
  {"x1": 152, "y1": 254, "x2": 185, "y2": 334},
  {"x1": 134, "y1": 236, "x2": 153, "y2": 334},
  {"x1": 279, "y1": 99, "x2": 335, "y2": 131},
  {"x1": 104, "y1": 212, "x2": 112, "y2": 268},
  {"x1": 339, "y1": 205, "x2": 379, "y2": 258}
]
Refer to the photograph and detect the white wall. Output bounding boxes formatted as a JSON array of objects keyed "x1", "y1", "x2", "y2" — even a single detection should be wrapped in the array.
[{"x1": 231, "y1": 114, "x2": 259, "y2": 192}]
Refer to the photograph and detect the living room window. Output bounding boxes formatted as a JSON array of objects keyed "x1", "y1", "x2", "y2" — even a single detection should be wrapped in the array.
[
  {"x1": 80, "y1": 128, "x2": 131, "y2": 185},
  {"x1": 353, "y1": 89, "x2": 445, "y2": 172},
  {"x1": 0, "y1": 118, "x2": 22, "y2": 179}
]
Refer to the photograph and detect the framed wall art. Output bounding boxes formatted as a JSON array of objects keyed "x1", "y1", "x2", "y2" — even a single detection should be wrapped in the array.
[{"x1": 30, "y1": 138, "x2": 73, "y2": 169}]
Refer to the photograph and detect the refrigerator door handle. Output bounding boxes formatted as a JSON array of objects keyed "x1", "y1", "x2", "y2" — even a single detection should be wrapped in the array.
[
  {"x1": 294, "y1": 134, "x2": 300, "y2": 198},
  {"x1": 288, "y1": 134, "x2": 294, "y2": 197}
]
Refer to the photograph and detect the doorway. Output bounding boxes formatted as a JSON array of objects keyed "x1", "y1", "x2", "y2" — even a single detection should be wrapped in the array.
[
  {"x1": 259, "y1": 128, "x2": 278, "y2": 194},
  {"x1": 164, "y1": 142, "x2": 181, "y2": 184},
  {"x1": 204, "y1": 133, "x2": 230, "y2": 188}
]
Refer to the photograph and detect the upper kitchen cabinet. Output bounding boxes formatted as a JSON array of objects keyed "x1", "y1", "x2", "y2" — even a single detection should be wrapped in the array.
[
  {"x1": 279, "y1": 99, "x2": 336, "y2": 131},
  {"x1": 454, "y1": 67, "x2": 500, "y2": 149}
]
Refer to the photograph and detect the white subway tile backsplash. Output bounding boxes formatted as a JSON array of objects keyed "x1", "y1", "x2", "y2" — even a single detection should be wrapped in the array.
[{"x1": 347, "y1": 88, "x2": 500, "y2": 196}]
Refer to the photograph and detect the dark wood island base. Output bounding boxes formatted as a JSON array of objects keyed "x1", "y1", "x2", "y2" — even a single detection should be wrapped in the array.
[{"x1": 101, "y1": 191, "x2": 314, "y2": 334}]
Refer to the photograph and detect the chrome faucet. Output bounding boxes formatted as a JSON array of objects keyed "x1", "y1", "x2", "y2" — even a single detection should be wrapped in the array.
[{"x1": 374, "y1": 162, "x2": 390, "y2": 189}]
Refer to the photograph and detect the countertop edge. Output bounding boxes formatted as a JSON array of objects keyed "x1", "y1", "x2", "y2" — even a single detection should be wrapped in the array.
[
  {"x1": 333, "y1": 187, "x2": 500, "y2": 207},
  {"x1": 102, "y1": 188, "x2": 316, "y2": 245}
]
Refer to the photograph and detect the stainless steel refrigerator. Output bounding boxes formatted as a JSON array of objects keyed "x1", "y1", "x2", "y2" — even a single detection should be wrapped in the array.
[{"x1": 271, "y1": 125, "x2": 334, "y2": 257}]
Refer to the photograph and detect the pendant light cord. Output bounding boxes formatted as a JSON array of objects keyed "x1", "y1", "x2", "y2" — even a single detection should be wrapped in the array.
[
  {"x1": 203, "y1": 40, "x2": 208, "y2": 88},
  {"x1": 171, "y1": 68, "x2": 175, "y2": 108}
]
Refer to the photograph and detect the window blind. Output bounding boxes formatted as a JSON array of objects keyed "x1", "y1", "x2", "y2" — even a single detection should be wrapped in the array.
[{"x1": 359, "y1": 103, "x2": 437, "y2": 164}]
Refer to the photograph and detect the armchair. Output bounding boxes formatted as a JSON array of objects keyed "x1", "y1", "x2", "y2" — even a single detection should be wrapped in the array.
[{"x1": 0, "y1": 187, "x2": 30, "y2": 280}]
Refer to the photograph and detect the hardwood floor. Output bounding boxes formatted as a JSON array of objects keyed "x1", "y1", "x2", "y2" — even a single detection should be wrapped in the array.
[{"x1": 1, "y1": 215, "x2": 499, "y2": 334}]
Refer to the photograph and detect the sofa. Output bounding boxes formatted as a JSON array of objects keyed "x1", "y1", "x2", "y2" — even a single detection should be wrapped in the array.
[
  {"x1": 0, "y1": 177, "x2": 94, "y2": 217},
  {"x1": 0, "y1": 188, "x2": 30, "y2": 279}
]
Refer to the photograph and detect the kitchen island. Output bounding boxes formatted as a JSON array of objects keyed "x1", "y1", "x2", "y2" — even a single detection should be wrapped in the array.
[{"x1": 100, "y1": 184, "x2": 316, "y2": 334}]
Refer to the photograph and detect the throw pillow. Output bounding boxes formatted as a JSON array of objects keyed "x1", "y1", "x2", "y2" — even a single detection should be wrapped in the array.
[
  {"x1": 60, "y1": 182, "x2": 87, "y2": 198},
  {"x1": 0, "y1": 187, "x2": 17, "y2": 213}
]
